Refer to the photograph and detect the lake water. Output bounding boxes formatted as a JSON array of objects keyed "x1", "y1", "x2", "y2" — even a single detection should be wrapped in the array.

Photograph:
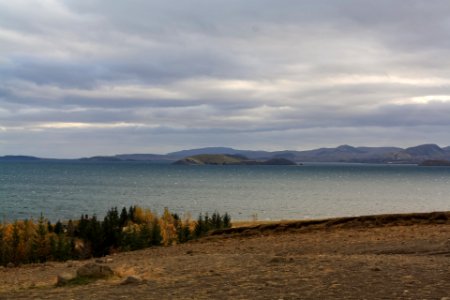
[{"x1": 1, "y1": 161, "x2": 450, "y2": 222}]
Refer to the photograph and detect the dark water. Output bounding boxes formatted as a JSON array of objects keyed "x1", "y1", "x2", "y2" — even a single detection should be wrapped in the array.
[{"x1": 1, "y1": 161, "x2": 449, "y2": 221}]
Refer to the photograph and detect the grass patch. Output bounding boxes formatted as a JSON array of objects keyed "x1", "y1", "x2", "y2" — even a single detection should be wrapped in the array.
[
  {"x1": 68, "y1": 276, "x2": 96, "y2": 285},
  {"x1": 64, "y1": 276, "x2": 98, "y2": 286}
]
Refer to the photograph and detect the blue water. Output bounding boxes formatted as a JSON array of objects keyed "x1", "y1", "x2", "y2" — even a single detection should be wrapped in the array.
[{"x1": 0, "y1": 161, "x2": 450, "y2": 222}]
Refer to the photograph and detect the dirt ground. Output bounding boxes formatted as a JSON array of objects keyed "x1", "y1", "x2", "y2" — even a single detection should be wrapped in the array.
[{"x1": 0, "y1": 219, "x2": 449, "y2": 299}]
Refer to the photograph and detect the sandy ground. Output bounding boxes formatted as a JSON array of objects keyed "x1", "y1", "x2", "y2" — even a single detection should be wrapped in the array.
[{"x1": 0, "y1": 220, "x2": 449, "y2": 299}]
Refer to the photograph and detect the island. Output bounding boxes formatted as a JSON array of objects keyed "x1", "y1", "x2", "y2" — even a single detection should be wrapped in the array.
[
  {"x1": 419, "y1": 159, "x2": 450, "y2": 166},
  {"x1": 173, "y1": 154, "x2": 297, "y2": 165}
]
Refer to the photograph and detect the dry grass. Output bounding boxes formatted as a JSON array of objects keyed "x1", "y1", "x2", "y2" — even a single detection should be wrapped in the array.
[{"x1": 215, "y1": 211, "x2": 450, "y2": 237}]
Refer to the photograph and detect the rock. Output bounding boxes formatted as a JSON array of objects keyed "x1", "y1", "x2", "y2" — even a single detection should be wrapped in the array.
[
  {"x1": 186, "y1": 250, "x2": 194, "y2": 255},
  {"x1": 56, "y1": 273, "x2": 76, "y2": 286},
  {"x1": 6, "y1": 262, "x2": 14, "y2": 268},
  {"x1": 121, "y1": 275, "x2": 143, "y2": 285},
  {"x1": 76, "y1": 263, "x2": 114, "y2": 278},
  {"x1": 443, "y1": 239, "x2": 450, "y2": 249},
  {"x1": 269, "y1": 256, "x2": 292, "y2": 263},
  {"x1": 66, "y1": 260, "x2": 76, "y2": 268},
  {"x1": 94, "y1": 257, "x2": 113, "y2": 263},
  {"x1": 370, "y1": 267, "x2": 381, "y2": 272}
]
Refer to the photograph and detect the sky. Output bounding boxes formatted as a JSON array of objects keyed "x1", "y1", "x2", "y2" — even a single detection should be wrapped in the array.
[{"x1": 1, "y1": 0, "x2": 450, "y2": 158}]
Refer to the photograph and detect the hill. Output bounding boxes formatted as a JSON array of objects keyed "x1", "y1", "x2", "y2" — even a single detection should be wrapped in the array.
[
  {"x1": 173, "y1": 154, "x2": 243, "y2": 165},
  {"x1": 168, "y1": 147, "x2": 272, "y2": 160},
  {"x1": 0, "y1": 155, "x2": 42, "y2": 162},
  {"x1": 173, "y1": 154, "x2": 297, "y2": 165}
]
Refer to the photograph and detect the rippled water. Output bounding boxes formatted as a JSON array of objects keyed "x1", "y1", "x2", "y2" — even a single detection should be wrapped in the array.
[{"x1": 1, "y1": 161, "x2": 449, "y2": 221}]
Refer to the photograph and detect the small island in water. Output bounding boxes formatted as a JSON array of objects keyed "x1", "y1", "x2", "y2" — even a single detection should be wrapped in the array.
[
  {"x1": 419, "y1": 160, "x2": 450, "y2": 166},
  {"x1": 173, "y1": 154, "x2": 297, "y2": 165}
]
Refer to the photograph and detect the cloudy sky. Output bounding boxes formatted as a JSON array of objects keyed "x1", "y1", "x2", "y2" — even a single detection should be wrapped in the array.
[{"x1": 1, "y1": 0, "x2": 450, "y2": 157}]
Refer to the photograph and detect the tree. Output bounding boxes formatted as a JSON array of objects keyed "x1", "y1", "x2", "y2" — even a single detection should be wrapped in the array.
[
  {"x1": 0, "y1": 225, "x2": 5, "y2": 265},
  {"x1": 211, "y1": 212, "x2": 222, "y2": 229},
  {"x1": 151, "y1": 218, "x2": 162, "y2": 246},
  {"x1": 194, "y1": 214, "x2": 205, "y2": 238},
  {"x1": 36, "y1": 214, "x2": 49, "y2": 262},
  {"x1": 119, "y1": 207, "x2": 129, "y2": 227},
  {"x1": 66, "y1": 219, "x2": 75, "y2": 237},
  {"x1": 223, "y1": 213, "x2": 231, "y2": 228},
  {"x1": 139, "y1": 223, "x2": 152, "y2": 248},
  {"x1": 54, "y1": 220, "x2": 63, "y2": 235},
  {"x1": 86, "y1": 215, "x2": 103, "y2": 257},
  {"x1": 103, "y1": 207, "x2": 121, "y2": 252},
  {"x1": 11, "y1": 222, "x2": 22, "y2": 264},
  {"x1": 160, "y1": 208, "x2": 177, "y2": 245}
]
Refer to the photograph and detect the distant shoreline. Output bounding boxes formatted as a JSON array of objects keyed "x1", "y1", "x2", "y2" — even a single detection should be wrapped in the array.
[{"x1": 2, "y1": 143, "x2": 450, "y2": 165}]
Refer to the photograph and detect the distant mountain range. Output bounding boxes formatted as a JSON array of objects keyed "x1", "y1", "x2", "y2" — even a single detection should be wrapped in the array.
[{"x1": 2, "y1": 144, "x2": 450, "y2": 164}]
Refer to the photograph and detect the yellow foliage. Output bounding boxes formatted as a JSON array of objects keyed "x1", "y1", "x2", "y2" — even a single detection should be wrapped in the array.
[
  {"x1": 133, "y1": 206, "x2": 145, "y2": 224},
  {"x1": 159, "y1": 207, "x2": 177, "y2": 246},
  {"x1": 143, "y1": 208, "x2": 156, "y2": 224},
  {"x1": 2, "y1": 223, "x2": 14, "y2": 243}
]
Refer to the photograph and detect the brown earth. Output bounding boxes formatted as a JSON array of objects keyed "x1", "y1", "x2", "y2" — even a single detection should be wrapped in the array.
[{"x1": 1, "y1": 212, "x2": 450, "y2": 300}]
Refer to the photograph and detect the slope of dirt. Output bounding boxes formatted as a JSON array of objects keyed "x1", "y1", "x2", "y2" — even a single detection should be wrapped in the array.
[{"x1": 1, "y1": 212, "x2": 450, "y2": 299}]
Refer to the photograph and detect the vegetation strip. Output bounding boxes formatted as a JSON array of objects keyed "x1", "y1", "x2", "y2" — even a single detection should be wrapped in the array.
[
  {"x1": 211, "y1": 211, "x2": 450, "y2": 236},
  {"x1": 0, "y1": 206, "x2": 231, "y2": 266}
]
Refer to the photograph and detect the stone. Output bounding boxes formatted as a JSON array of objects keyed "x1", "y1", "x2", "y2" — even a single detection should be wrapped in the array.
[
  {"x1": 6, "y1": 262, "x2": 14, "y2": 268},
  {"x1": 66, "y1": 261, "x2": 76, "y2": 268},
  {"x1": 76, "y1": 263, "x2": 114, "y2": 278},
  {"x1": 121, "y1": 275, "x2": 143, "y2": 285},
  {"x1": 269, "y1": 256, "x2": 290, "y2": 263},
  {"x1": 95, "y1": 257, "x2": 113, "y2": 264},
  {"x1": 56, "y1": 273, "x2": 76, "y2": 286}
]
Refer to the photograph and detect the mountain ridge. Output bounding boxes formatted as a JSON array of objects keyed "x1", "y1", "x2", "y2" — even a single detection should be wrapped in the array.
[{"x1": 1, "y1": 144, "x2": 450, "y2": 164}]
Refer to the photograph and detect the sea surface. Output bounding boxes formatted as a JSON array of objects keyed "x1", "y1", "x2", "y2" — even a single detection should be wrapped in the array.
[{"x1": 1, "y1": 161, "x2": 450, "y2": 222}]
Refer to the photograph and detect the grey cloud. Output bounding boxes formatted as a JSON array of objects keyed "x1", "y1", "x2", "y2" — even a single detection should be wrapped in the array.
[
  {"x1": 1, "y1": 1, "x2": 450, "y2": 156},
  {"x1": 2, "y1": 57, "x2": 103, "y2": 89}
]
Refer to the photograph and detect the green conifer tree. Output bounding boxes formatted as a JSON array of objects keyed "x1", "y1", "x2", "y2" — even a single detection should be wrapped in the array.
[
  {"x1": 119, "y1": 207, "x2": 129, "y2": 227},
  {"x1": 54, "y1": 220, "x2": 63, "y2": 235},
  {"x1": 151, "y1": 219, "x2": 162, "y2": 246},
  {"x1": 223, "y1": 213, "x2": 231, "y2": 228},
  {"x1": 36, "y1": 214, "x2": 49, "y2": 262}
]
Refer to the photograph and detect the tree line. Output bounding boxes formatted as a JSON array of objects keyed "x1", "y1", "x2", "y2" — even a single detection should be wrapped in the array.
[{"x1": 0, "y1": 206, "x2": 231, "y2": 266}]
